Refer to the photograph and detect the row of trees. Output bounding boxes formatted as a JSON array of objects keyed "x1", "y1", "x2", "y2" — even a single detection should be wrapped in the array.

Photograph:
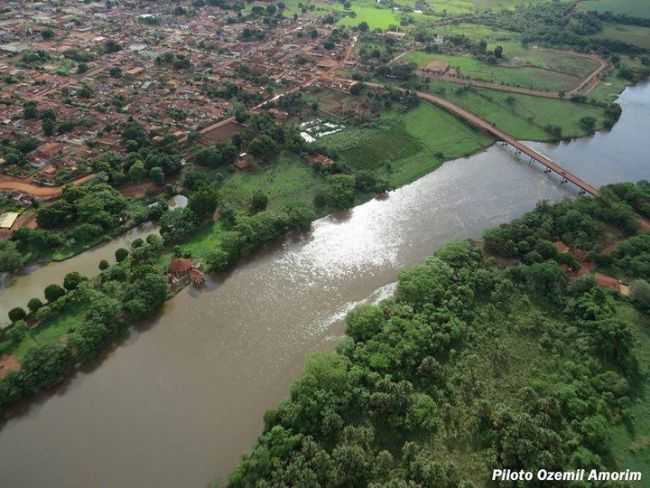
[{"x1": 0, "y1": 235, "x2": 169, "y2": 413}]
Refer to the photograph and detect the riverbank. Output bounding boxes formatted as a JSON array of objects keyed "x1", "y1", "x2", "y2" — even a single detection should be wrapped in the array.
[
  {"x1": 0, "y1": 81, "x2": 648, "y2": 487},
  {"x1": 0, "y1": 78, "x2": 633, "y2": 415},
  {"x1": 229, "y1": 185, "x2": 650, "y2": 485}
]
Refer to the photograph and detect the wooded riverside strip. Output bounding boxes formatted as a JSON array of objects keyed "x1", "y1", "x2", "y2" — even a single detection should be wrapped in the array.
[{"x1": 228, "y1": 181, "x2": 650, "y2": 487}]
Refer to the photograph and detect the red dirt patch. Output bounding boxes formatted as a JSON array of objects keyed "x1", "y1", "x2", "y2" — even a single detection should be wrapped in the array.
[
  {"x1": 0, "y1": 354, "x2": 20, "y2": 380},
  {"x1": 595, "y1": 272, "x2": 620, "y2": 291},
  {"x1": 120, "y1": 181, "x2": 161, "y2": 198}
]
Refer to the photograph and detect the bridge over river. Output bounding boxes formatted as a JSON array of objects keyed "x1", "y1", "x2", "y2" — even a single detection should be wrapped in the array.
[{"x1": 356, "y1": 80, "x2": 601, "y2": 197}]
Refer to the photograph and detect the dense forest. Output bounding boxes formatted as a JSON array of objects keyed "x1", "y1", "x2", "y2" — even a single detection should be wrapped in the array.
[{"x1": 228, "y1": 182, "x2": 650, "y2": 487}]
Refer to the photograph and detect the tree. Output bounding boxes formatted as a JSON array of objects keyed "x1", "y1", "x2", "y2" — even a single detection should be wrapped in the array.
[
  {"x1": 248, "y1": 135, "x2": 278, "y2": 162},
  {"x1": 495, "y1": 45, "x2": 504, "y2": 58},
  {"x1": 0, "y1": 240, "x2": 23, "y2": 273},
  {"x1": 77, "y1": 62, "x2": 88, "y2": 74},
  {"x1": 27, "y1": 298, "x2": 43, "y2": 314},
  {"x1": 44, "y1": 284, "x2": 65, "y2": 302},
  {"x1": 631, "y1": 279, "x2": 650, "y2": 311},
  {"x1": 104, "y1": 39, "x2": 122, "y2": 53},
  {"x1": 123, "y1": 272, "x2": 168, "y2": 320},
  {"x1": 42, "y1": 117, "x2": 55, "y2": 136},
  {"x1": 23, "y1": 101, "x2": 38, "y2": 119},
  {"x1": 128, "y1": 160, "x2": 146, "y2": 183},
  {"x1": 99, "y1": 259, "x2": 109, "y2": 271},
  {"x1": 63, "y1": 272, "x2": 84, "y2": 291},
  {"x1": 8, "y1": 307, "x2": 27, "y2": 323},
  {"x1": 115, "y1": 248, "x2": 129, "y2": 263},
  {"x1": 206, "y1": 249, "x2": 232, "y2": 272},
  {"x1": 580, "y1": 116, "x2": 597, "y2": 133},
  {"x1": 315, "y1": 175, "x2": 356, "y2": 209},
  {"x1": 188, "y1": 188, "x2": 219, "y2": 220},
  {"x1": 359, "y1": 21, "x2": 369, "y2": 32},
  {"x1": 160, "y1": 208, "x2": 198, "y2": 243},
  {"x1": 149, "y1": 166, "x2": 165, "y2": 185},
  {"x1": 346, "y1": 304, "x2": 385, "y2": 342},
  {"x1": 250, "y1": 191, "x2": 268, "y2": 214}
]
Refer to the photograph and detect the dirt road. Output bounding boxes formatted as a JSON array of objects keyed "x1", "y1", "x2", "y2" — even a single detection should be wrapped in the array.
[{"x1": 0, "y1": 174, "x2": 97, "y2": 200}]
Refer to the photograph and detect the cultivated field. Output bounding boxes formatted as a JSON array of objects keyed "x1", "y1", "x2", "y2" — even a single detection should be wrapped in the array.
[{"x1": 320, "y1": 103, "x2": 493, "y2": 186}]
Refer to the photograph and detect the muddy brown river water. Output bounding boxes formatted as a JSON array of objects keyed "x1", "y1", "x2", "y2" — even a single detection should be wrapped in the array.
[{"x1": 0, "y1": 82, "x2": 648, "y2": 487}]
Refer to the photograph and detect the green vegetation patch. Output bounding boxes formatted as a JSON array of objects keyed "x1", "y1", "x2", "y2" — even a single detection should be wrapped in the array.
[
  {"x1": 594, "y1": 23, "x2": 650, "y2": 50},
  {"x1": 322, "y1": 103, "x2": 493, "y2": 186},
  {"x1": 579, "y1": 0, "x2": 650, "y2": 19},
  {"x1": 337, "y1": 4, "x2": 401, "y2": 29},
  {"x1": 609, "y1": 305, "x2": 650, "y2": 475},
  {"x1": 427, "y1": 80, "x2": 609, "y2": 140},
  {"x1": 230, "y1": 237, "x2": 644, "y2": 486}
]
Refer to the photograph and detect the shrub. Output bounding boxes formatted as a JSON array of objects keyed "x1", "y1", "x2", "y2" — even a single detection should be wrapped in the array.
[
  {"x1": 27, "y1": 298, "x2": 43, "y2": 313},
  {"x1": 115, "y1": 248, "x2": 129, "y2": 263},
  {"x1": 8, "y1": 307, "x2": 27, "y2": 323},
  {"x1": 44, "y1": 284, "x2": 66, "y2": 303}
]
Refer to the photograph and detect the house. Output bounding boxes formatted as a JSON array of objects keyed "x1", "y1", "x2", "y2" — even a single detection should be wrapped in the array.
[
  {"x1": 417, "y1": 60, "x2": 449, "y2": 78},
  {"x1": 169, "y1": 258, "x2": 193, "y2": 277},
  {"x1": 168, "y1": 257, "x2": 205, "y2": 288}
]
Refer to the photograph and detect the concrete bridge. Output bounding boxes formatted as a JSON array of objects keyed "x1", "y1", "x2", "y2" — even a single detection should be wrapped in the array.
[{"x1": 356, "y1": 80, "x2": 601, "y2": 197}]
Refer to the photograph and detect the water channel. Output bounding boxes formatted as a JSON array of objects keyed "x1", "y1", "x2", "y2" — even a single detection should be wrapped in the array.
[{"x1": 0, "y1": 82, "x2": 648, "y2": 487}]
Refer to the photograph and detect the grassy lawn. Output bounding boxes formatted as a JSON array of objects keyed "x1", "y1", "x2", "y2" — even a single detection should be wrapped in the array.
[
  {"x1": 13, "y1": 307, "x2": 86, "y2": 360},
  {"x1": 426, "y1": 80, "x2": 609, "y2": 140},
  {"x1": 608, "y1": 305, "x2": 650, "y2": 474},
  {"x1": 337, "y1": 4, "x2": 401, "y2": 29},
  {"x1": 594, "y1": 23, "x2": 650, "y2": 50},
  {"x1": 219, "y1": 155, "x2": 325, "y2": 210},
  {"x1": 579, "y1": 0, "x2": 650, "y2": 19},
  {"x1": 179, "y1": 156, "x2": 328, "y2": 260},
  {"x1": 321, "y1": 103, "x2": 493, "y2": 186}
]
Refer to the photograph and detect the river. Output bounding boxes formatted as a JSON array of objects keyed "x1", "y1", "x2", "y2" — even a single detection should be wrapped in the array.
[{"x1": 0, "y1": 82, "x2": 648, "y2": 487}]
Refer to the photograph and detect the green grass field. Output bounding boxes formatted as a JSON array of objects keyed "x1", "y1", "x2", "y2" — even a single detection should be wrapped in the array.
[
  {"x1": 426, "y1": 80, "x2": 608, "y2": 140},
  {"x1": 337, "y1": 4, "x2": 402, "y2": 29},
  {"x1": 321, "y1": 103, "x2": 493, "y2": 186},
  {"x1": 595, "y1": 23, "x2": 650, "y2": 50},
  {"x1": 407, "y1": 51, "x2": 581, "y2": 92},
  {"x1": 579, "y1": 0, "x2": 650, "y2": 19},
  {"x1": 11, "y1": 307, "x2": 86, "y2": 360}
]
